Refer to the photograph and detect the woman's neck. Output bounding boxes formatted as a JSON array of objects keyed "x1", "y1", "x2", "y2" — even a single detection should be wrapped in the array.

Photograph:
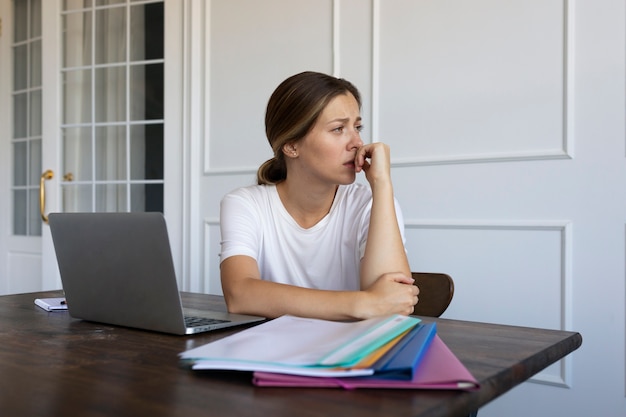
[{"x1": 276, "y1": 181, "x2": 338, "y2": 229}]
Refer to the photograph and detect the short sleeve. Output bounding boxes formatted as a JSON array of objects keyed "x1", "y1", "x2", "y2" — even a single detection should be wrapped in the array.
[{"x1": 219, "y1": 190, "x2": 262, "y2": 263}]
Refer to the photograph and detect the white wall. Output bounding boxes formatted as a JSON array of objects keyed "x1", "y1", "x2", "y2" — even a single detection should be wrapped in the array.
[{"x1": 185, "y1": 1, "x2": 626, "y2": 415}]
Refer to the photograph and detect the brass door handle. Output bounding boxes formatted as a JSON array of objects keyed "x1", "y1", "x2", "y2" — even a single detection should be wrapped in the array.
[{"x1": 39, "y1": 169, "x2": 54, "y2": 223}]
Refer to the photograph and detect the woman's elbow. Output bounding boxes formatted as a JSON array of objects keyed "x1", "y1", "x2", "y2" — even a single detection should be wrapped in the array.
[{"x1": 221, "y1": 284, "x2": 245, "y2": 314}]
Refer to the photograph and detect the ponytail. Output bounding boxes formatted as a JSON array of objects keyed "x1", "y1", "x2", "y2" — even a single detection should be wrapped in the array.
[{"x1": 256, "y1": 156, "x2": 287, "y2": 185}]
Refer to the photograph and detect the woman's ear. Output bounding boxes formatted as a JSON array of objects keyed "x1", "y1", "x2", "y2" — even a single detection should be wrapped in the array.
[{"x1": 282, "y1": 143, "x2": 298, "y2": 158}]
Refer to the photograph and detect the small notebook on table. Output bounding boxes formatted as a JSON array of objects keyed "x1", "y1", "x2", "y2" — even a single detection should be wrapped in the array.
[{"x1": 34, "y1": 297, "x2": 68, "y2": 312}]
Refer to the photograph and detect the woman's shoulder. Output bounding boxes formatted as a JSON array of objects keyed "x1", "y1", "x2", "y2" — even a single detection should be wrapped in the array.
[
  {"x1": 222, "y1": 184, "x2": 278, "y2": 209},
  {"x1": 224, "y1": 184, "x2": 275, "y2": 199}
]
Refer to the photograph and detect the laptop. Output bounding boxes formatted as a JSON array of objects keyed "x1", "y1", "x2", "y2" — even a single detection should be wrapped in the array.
[{"x1": 48, "y1": 212, "x2": 265, "y2": 335}]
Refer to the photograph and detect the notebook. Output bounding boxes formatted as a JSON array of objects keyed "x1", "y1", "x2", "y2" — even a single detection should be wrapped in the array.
[{"x1": 48, "y1": 212, "x2": 265, "y2": 335}]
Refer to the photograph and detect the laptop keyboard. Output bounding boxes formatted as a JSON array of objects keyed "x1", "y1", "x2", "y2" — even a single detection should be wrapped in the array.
[{"x1": 184, "y1": 316, "x2": 229, "y2": 328}]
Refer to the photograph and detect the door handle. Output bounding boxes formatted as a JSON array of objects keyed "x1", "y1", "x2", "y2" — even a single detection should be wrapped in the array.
[{"x1": 39, "y1": 169, "x2": 54, "y2": 223}]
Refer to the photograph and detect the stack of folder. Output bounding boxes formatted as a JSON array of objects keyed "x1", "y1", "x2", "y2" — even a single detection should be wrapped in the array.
[{"x1": 179, "y1": 314, "x2": 479, "y2": 390}]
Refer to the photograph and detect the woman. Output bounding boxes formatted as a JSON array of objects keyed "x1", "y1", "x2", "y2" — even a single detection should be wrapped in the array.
[{"x1": 219, "y1": 71, "x2": 418, "y2": 320}]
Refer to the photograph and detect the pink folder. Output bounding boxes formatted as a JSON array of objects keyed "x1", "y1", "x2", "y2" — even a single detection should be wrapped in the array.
[{"x1": 252, "y1": 335, "x2": 479, "y2": 390}]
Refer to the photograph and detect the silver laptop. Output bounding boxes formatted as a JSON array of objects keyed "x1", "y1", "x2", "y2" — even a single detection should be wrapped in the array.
[{"x1": 48, "y1": 212, "x2": 265, "y2": 335}]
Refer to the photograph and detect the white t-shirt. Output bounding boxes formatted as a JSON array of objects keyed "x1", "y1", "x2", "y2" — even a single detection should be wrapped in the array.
[{"x1": 219, "y1": 182, "x2": 406, "y2": 291}]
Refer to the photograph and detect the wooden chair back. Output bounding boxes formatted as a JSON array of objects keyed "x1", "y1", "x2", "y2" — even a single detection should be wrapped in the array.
[{"x1": 411, "y1": 272, "x2": 455, "y2": 317}]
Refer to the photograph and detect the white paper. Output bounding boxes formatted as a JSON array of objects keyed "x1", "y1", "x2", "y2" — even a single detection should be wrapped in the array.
[
  {"x1": 191, "y1": 361, "x2": 374, "y2": 377},
  {"x1": 180, "y1": 314, "x2": 420, "y2": 371}
]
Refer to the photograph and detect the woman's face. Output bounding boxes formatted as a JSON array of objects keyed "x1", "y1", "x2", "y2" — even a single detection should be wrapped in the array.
[{"x1": 290, "y1": 93, "x2": 364, "y2": 186}]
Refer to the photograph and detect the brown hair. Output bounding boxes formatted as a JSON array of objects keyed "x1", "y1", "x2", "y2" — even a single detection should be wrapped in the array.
[{"x1": 257, "y1": 71, "x2": 362, "y2": 185}]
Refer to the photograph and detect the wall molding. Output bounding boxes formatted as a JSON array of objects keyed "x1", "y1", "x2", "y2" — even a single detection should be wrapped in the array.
[
  {"x1": 391, "y1": 149, "x2": 571, "y2": 167},
  {"x1": 405, "y1": 219, "x2": 573, "y2": 387},
  {"x1": 372, "y1": 0, "x2": 575, "y2": 167},
  {"x1": 181, "y1": 0, "x2": 207, "y2": 292},
  {"x1": 202, "y1": 1, "x2": 213, "y2": 175},
  {"x1": 332, "y1": 0, "x2": 341, "y2": 76},
  {"x1": 198, "y1": 147, "x2": 573, "y2": 176},
  {"x1": 203, "y1": 217, "x2": 220, "y2": 295}
]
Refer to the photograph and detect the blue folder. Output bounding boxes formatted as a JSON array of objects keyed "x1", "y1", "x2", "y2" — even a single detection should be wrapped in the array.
[{"x1": 371, "y1": 322, "x2": 437, "y2": 380}]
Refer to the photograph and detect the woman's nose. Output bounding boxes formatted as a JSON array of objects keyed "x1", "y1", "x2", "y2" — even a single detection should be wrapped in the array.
[{"x1": 349, "y1": 130, "x2": 363, "y2": 149}]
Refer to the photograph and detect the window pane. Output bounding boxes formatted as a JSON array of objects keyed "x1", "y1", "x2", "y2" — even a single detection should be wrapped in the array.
[
  {"x1": 129, "y1": 124, "x2": 145, "y2": 180},
  {"x1": 14, "y1": 0, "x2": 27, "y2": 42},
  {"x1": 130, "y1": 123, "x2": 162, "y2": 180},
  {"x1": 30, "y1": 0, "x2": 42, "y2": 38},
  {"x1": 30, "y1": 90, "x2": 42, "y2": 136},
  {"x1": 63, "y1": 127, "x2": 93, "y2": 181},
  {"x1": 29, "y1": 189, "x2": 42, "y2": 235},
  {"x1": 95, "y1": 125, "x2": 126, "y2": 181},
  {"x1": 13, "y1": 142, "x2": 27, "y2": 186},
  {"x1": 130, "y1": 63, "x2": 163, "y2": 120},
  {"x1": 96, "y1": 0, "x2": 124, "y2": 6},
  {"x1": 95, "y1": 184, "x2": 127, "y2": 212},
  {"x1": 132, "y1": 183, "x2": 162, "y2": 212},
  {"x1": 13, "y1": 190, "x2": 27, "y2": 235},
  {"x1": 62, "y1": 184, "x2": 93, "y2": 212},
  {"x1": 63, "y1": 0, "x2": 92, "y2": 11},
  {"x1": 95, "y1": 6, "x2": 126, "y2": 64},
  {"x1": 95, "y1": 66, "x2": 126, "y2": 122},
  {"x1": 130, "y1": 183, "x2": 145, "y2": 211},
  {"x1": 13, "y1": 93, "x2": 27, "y2": 138},
  {"x1": 130, "y1": 3, "x2": 163, "y2": 61},
  {"x1": 13, "y1": 44, "x2": 27, "y2": 91},
  {"x1": 30, "y1": 40, "x2": 42, "y2": 87},
  {"x1": 63, "y1": 70, "x2": 92, "y2": 123},
  {"x1": 12, "y1": 0, "x2": 44, "y2": 237},
  {"x1": 29, "y1": 139, "x2": 42, "y2": 186},
  {"x1": 63, "y1": 11, "x2": 93, "y2": 67}
]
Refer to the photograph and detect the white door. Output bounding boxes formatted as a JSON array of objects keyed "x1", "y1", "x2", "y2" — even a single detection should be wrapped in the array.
[
  {"x1": 0, "y1": 0, "x2": 184, "y2": 294},
  {"x1": 0, "y1": 0, "x2": 50, "y2": 294}
]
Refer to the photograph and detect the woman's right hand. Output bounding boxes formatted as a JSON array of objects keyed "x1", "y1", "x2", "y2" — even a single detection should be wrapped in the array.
[{"x1": 354, "y1": 142, "x2": 392, "y2": 187}]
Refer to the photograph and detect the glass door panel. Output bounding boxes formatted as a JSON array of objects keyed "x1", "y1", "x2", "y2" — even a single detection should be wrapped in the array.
[
  {"x1": 11, "y1": 0, "x2": 42, "y2": 236},
  {"x1": 62, "y1": 10, "x2": 92, "y2": 67},
  {"x1": 95, "y1": 184, "x2": 127, "y2": 212},
  {"x1": 95, "y1": 125, "x2": 126, "y2": 181},
  {"x1": 61, "y1": 0, "x2": 164, "y2": 213},
  {"x1": 94, "y1": 66, "x2": 126, "y2": 122},
  {"x1": 63, "y1": 70, "x2": 92, "y2": 123},
  {"x1": 62, "y1": 127, "x2": 93, "y2": 181}
]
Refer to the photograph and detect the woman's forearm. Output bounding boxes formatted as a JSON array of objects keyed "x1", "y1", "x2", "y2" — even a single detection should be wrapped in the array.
[
  {"x1": 221, "y1": 256, "x2": 365, "y2": 320},
  {"x1": 360, "y1": 179, "x2": 411, "y2": 289}
]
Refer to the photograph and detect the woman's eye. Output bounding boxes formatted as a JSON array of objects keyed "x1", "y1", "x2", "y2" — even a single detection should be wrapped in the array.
[
  {"x1": 356, "y1": 125, "x2": 364, "y2": 133},
  {"x1": 332, "y1": 126, "x2": 344, "y2": 133}
]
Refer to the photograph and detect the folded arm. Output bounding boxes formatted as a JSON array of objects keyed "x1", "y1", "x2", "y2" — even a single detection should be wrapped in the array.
[{"x1": 221, "y1": 255, "x2": 417, "y2": 320}]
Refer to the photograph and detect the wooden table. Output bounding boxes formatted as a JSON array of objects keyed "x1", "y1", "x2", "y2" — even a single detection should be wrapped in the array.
[{"x1": 0, "y1": 290, "x2": 581, "y2": 417}]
